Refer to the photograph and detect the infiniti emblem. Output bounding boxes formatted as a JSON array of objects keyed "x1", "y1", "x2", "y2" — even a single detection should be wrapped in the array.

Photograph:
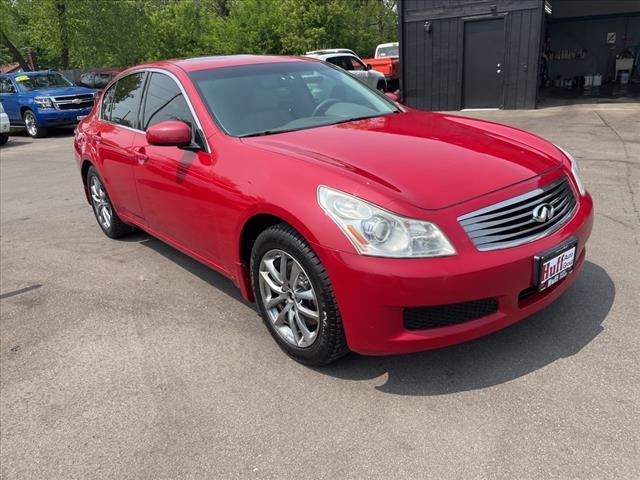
[{"x1": 532, "y1": 203, "x2": 555, "y2": 223}]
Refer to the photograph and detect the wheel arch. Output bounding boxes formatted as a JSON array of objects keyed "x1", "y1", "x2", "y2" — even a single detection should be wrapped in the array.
[
  {"x1": 236, "y1": 209, "x2": 320, "y2": 302},
  {"x1": 80, "y1": 159, "x2": 95, "y2": 204}
]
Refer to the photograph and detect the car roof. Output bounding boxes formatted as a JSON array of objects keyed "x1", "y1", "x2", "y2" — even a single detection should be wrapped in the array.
[
  {"x1": 376, "y1": 42, "x2": 398, "y2": 48},
  {"x1": 127, "y1": 55, "x2": 319, "y2": 74}
]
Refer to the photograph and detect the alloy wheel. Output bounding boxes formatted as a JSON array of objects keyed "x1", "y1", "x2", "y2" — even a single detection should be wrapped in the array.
[
  {"x1": 24, "y1": 112, "x2": 37, "y2": 137},
  {"x1": 89, "y1": 175, "x2": 113, "y2": 230},
  {"x1": 258, "y1": 249, "x2": 320, "y2": 348}
]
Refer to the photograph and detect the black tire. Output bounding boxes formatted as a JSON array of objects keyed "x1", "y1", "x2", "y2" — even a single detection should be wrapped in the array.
[
  {"x1": 23, "y1": 109, "x2": 48, "y2": 138},
  {"x1": 377, "y1": 80, "x2": 386, "y2": 92},
  {"x1": 250, "y1": 224, "x2": 349, "y2": 366},
  {"x1": 0, "y1": 134, "x2": 8, "y2": 146},
  {"x1": 86, "y1": 166, "x2": 133, "y2": 239}
]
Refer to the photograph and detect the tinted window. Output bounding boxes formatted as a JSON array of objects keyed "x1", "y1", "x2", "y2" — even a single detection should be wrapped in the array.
[
  {"x1": 326, "y1": 56, "x2": 351, "y2": 71},
  {"x1": 0, "y1": 78, "x2": 16, "y2": 94},
  {"x1": 101, "y1": 82, "x2": 116, "y2": 120},
  {"x1": 141, "y1": 73, "x2": 194, "y2": 130},
  {"x1": 349, "y1": 57, "x2": 366, "y2": 71},
  {"x1": 110, "y1": 73, "x2": 145, "y2": 128},
  {"x1": 190, "y1": 62, "x2": 397, "y2": 137}
]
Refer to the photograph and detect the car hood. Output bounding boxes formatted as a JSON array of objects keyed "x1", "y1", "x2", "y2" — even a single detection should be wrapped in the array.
[
  {"x1": 243, "y1": 110, "x2": 563, "y2": 210},
  {"x1": 22, "y1": 86, "x2": 95, "y2": 97}
]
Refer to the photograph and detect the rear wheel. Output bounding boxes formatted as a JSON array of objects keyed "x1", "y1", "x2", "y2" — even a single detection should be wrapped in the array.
[
  {"x1": 87, "y1": 166, "x2": 132, "y2": 238},
  {"x1": 376, "y1": 80, "x2": 386, "y2": 92},
  {"x1": 23, "y1": 110, "x2": 48, "y2": 138},
  {"x1": 251, "y1": 224, "x2": 349, "y2": 366}
]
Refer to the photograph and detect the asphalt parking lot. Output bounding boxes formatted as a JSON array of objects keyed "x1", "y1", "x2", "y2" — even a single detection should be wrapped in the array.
[{"x1": 1, "y1": 103, "x2": 639, "y2": 479}]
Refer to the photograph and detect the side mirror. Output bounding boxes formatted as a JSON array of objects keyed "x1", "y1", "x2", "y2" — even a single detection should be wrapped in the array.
[
  {"x1": 385, "y1": 92, "x2": 400, "y2": 102},
  {"x1": 146, "y1": 120, "x2": 192, "y2": 147},
  {"x1": 366, "y1": 64, "x2": 373, "y2": 71}
]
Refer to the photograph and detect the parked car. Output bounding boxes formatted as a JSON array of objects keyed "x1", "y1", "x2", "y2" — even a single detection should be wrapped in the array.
[
  {"x1": 0, "y1": 102, "x2": 9, "y2": 145},
  {"x1": 364, "y1": 42, "x2": 400, "y2": 91},
  {"x1": 0, "y1": 70, "x2": 96, "y2": 138},
  {"x1": 74, "y1": 55, "x2": 593, "y2": 366},
  {"x1": 77, "y1": 70, "x2": 120, "y2": 90},
  {"x1": 305, "y1": 49, "x2": 387, "y2": 91}
]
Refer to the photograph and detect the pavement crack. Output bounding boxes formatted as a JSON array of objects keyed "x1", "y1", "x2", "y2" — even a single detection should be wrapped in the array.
[
  {"x1": 592, "y1": 110, "x2": 630, "y2": 160},
  {"x1": 0, "y1": 284, "x2": 43, "y2": 300}
]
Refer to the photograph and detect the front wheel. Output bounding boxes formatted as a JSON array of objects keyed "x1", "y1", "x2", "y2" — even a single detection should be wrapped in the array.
[
  {"x1": 23, "y1": 110, "x2": 48, "y2": 138},
  {"x1": 0, "y1": 134, "x2": 8, "y2": 146},
  {"x1": 251, "y1": 224, "x2": 348, "y2": 366},
  {"x1": 376, "y1": 80, "x2": 386, "y2": 92}
]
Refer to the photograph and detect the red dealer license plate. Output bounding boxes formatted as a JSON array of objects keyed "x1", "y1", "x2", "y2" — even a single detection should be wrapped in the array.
[{"x1": 536, "y1": 240, "x2": 577, "y2": 291}]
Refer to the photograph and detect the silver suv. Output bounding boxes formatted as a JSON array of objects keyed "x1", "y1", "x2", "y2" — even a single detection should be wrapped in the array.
[{"x1": 305, "y1": 49, "x2": 387, "y2": 92}]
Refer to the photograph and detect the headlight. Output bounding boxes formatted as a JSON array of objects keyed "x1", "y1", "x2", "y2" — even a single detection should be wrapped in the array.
[
  {"x1": 34, "y1": 96, "x2": 54, "y2": 109},
  {"x1": 317, "y1": 186, "x2": 456, "y2": 258},
  {"x1": 557, "y1": 145, "x2": 586, "y2": 196}
]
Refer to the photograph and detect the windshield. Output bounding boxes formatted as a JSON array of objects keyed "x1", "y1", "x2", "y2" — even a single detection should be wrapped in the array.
[
  {"x1": 14, "y1": 72, "x2": 73, "y2": 91},
  {"x1": 376, "y1": 46, "x2": 399, "y2": 58},
  {"x1": 189, "y1": 61, "x2": 398, "y2": 137}
]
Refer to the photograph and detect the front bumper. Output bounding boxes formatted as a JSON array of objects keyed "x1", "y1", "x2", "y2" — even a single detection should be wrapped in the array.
[
  {"x1": 0, "y1": 114, "x2": 9, "y2": 133},
  {"x1": 35, "y1": 106, "x2": 93, "y2": 127},
  {"x1": 314, "y1": 183, "x2": 594, "y2": 356}
]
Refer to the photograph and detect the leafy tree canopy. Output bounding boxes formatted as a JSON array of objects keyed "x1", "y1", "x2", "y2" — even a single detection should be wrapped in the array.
[{"x1": 0, "y1": 0, "x2": 397, "y2": 70}]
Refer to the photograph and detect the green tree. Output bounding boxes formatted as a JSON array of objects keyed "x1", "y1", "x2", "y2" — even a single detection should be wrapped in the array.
[{"x1": 0, "y1": 0, "x2": 397, "y2": 69}]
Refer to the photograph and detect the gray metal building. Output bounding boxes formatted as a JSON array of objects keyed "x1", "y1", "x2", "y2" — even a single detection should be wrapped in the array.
[{"x1": 399, "y1": 0, "x2": 640, "y2": 110}]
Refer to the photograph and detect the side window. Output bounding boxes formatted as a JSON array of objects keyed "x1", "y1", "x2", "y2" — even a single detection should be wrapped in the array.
[
  {"x1": 337, "y1": 56, "x2": 354, "y2": 71},
  {"x1": 100, "y1": 82, "x2": 116, "y2": 121},
  {"x1": 349, "y1": 57, "x2": 366, "y2": 71},
  {"x1": 0, "y1": 78, "x2": 16, "y2": 94},
  {"x1": 110, "y1": 72, "x2": 146, "y2": 128},
  {"x1": 141, "y1": 72, "x2": 194, "y2": 131}
]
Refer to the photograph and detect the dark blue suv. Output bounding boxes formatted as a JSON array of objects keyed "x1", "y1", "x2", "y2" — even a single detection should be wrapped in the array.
[{"x1": 0, "y1": 71, "x2": 96, "y2": 138}]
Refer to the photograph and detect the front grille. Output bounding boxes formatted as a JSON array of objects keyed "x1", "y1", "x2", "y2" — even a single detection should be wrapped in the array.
[
  {"x1": 403, "y1": 298, "x2": 498, "y2": 330},
  {"x1": 53, "y1": 94, "x2": 94, "y2": 111},
  {"x1": 458, "y1": 177, "x2": 577, "y2": 251},
  {"x1": 57, "y1": 101, "x2": 93, "y2": 110}
]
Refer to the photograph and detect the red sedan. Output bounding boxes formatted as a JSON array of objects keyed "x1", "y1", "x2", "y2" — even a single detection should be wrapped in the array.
[{"x1": 74, "y1": 55, "x2": 593, "y2": 365}]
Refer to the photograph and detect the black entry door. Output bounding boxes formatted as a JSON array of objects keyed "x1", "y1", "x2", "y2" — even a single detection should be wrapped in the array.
[{"x1": 463, "y1": 18, "x2": 505, "y2": 108}]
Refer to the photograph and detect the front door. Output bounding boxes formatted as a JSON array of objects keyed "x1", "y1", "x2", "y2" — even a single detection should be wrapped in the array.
[
  {"x1": 93, "y1": 72, "x2": 147, "y2": 220},
  {"x1": 132, "y1": 72, "x2": 218, "y2": 259},
  {"x1": 462, "y1": 18, "x2": 505, "y2": 109}
]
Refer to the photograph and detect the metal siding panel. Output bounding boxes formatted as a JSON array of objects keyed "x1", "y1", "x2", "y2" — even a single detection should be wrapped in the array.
[
  {"x1": 425, "y1": 21, "x2": 433, "y2": 110},
  {"x1": 525, "y1": 8, "x2": 543, "y2": 108}
]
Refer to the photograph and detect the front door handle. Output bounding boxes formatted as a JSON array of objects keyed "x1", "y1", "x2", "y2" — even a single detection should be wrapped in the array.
[
  {"x1": 89, "y1": 132, "x2": 102, "y2": 143},
  {"x1": 133, "y1": 147, "x2": 148, "y2": 164}
]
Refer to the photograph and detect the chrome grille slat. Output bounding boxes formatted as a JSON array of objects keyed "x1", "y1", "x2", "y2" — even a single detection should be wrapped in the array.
[
  {"x1": 459, "y1": 180, "x2": 566, "y2": 226},
  {"x1": 473, "y1": 206, "x2": 576, "y2": 247},
  {"x1": 463, "y1": 185, "x2": 569, "y2": 233},
  {"x1": 458, "y1": 177, "x2": 577, "y2": 251}
]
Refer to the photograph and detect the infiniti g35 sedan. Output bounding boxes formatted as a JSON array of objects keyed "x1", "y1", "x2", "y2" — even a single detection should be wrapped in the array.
[{"x1": 74, "y1": 55, "x2": 593, "y2": 365}]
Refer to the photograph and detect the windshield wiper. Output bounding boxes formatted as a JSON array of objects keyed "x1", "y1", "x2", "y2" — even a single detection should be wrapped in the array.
[{"x1": 241, "y1": 128, "x2": 298, "y2": 138}]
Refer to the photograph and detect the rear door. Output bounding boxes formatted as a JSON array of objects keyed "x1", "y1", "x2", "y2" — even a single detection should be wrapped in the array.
[
  {"x1": 131, "y1": 71, "x2": 217, "y2": 257},
  {"x1": 91, "y1": 72, "x2": 147, "y2": 220}
]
